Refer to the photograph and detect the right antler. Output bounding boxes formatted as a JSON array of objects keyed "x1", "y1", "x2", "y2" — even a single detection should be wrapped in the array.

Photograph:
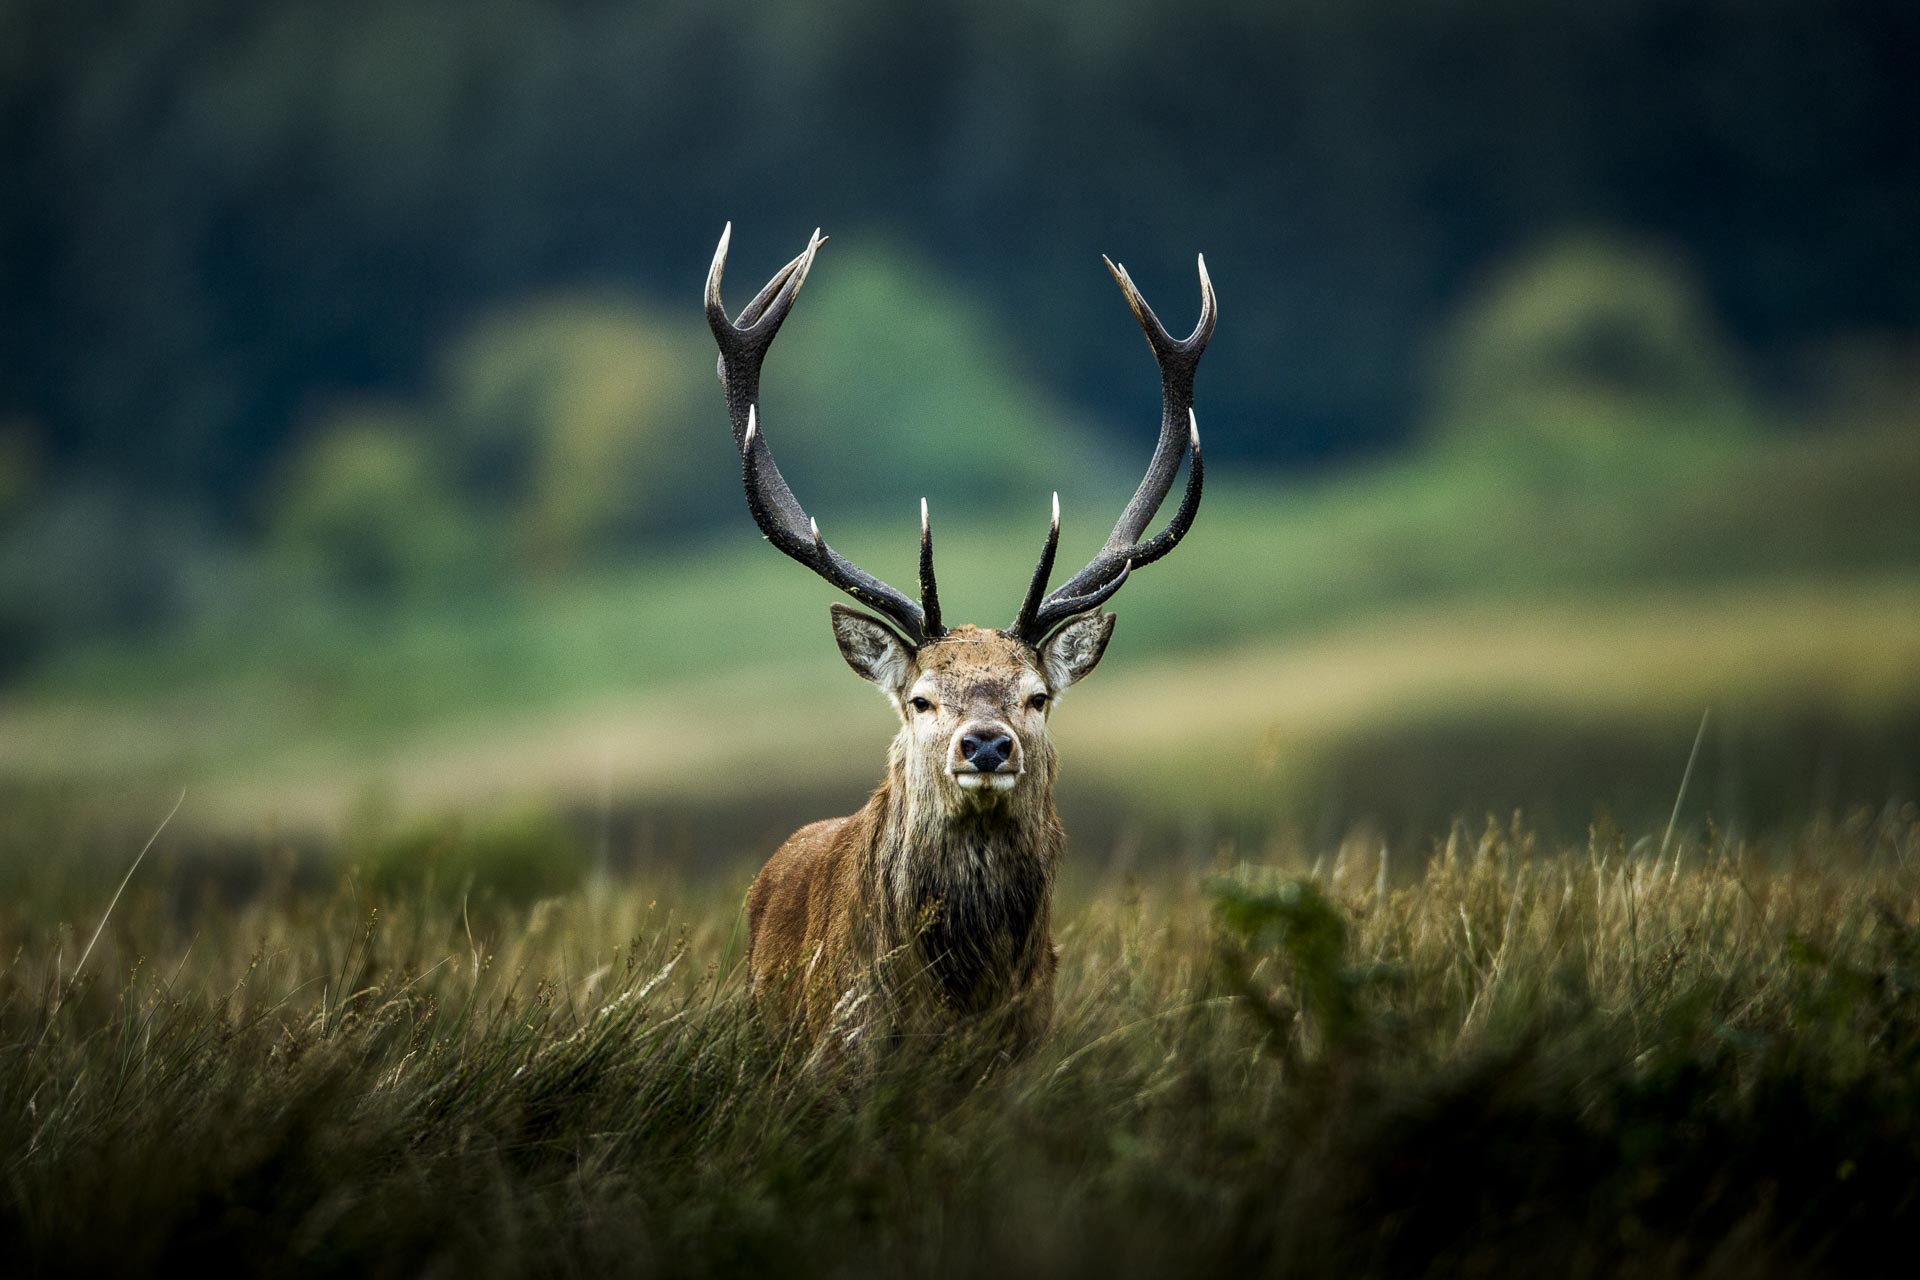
[
  {"x1": 1011, "y1": 253, "x2": 1216, "y2": 644},
  {"x1": 706, "y1": 224, "x2": 944, "y2": 646}
]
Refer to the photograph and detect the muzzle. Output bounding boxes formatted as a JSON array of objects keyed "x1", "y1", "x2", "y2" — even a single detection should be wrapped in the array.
[{"x1": 948, "y1": 720, "x2": 1022, "y2": 793}]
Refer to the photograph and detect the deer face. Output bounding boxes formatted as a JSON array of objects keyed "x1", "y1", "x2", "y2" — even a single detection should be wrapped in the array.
[{"x1": 831, "y1": 608, "x2": 1114, "y2": 808}]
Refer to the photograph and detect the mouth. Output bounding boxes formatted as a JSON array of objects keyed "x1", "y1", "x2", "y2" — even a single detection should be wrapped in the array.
[{"x1": 951, "y1": 770, "x2": 1020, "y2": 794}]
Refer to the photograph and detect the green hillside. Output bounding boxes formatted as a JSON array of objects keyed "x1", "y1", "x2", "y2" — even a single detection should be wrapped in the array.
[{"x1": 5, "y1": 426, "x2": 1916, "y2": 838}]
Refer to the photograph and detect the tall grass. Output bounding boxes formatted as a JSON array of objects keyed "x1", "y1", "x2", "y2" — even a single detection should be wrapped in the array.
[{"x1": 3, "y1": 812, "x2": 1918, "y2": 1275}]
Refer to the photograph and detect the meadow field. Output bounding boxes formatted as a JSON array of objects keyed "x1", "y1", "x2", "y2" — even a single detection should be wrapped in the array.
[
  {"x1": 3, "y1": 811, "x2": 1917, "y2": 1276},
  {"x1": 9, "y1": 6, "x2": 1920, "y2": 1274},
  {"x1": 4, "y1": 343, "x2": 1916, "y2": 1277}
]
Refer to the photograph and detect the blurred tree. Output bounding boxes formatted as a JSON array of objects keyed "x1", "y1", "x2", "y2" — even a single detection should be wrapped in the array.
[
  {"x1": 439, "y1": 295, "x2": 712, "y2": 570},
  {"x1": 433, "y1": 259, "x2": 1113, "y2": 566},
  {"x1": 268, "y1": 407, "x2": 483, "y2": 602},
  {"x1": 1426, "y1": 234, "x2": 1757, "y2": 461},
  {"x1": 752, "y1": 246, "x2": 1114, "y2": 516},
  {"x1": 6, "y1": 0, "x2": 1915, "y2": 517}
]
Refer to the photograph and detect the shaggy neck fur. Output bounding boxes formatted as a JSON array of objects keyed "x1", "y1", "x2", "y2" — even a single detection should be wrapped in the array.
[{"x1": 864, "y1": 725, "x2": 1064, "y2": 1013}]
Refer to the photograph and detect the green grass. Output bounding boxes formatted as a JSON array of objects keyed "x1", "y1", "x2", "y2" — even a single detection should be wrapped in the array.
[{"x1": 3, "y1": 812, "x2": 1918, "y2": 1275}]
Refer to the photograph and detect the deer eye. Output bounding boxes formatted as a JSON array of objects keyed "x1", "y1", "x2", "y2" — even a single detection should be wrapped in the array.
[
  {"x1": 909, "y1": 696, "x2": 934, "y2": 713},
  {"x1": 1028, "y1": 693, "x2": 1049, "y2": 712}
]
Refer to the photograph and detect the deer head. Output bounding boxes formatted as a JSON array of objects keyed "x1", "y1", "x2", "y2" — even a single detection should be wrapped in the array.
[{"x1": 705, "y1": 225, "x2": 1214, "y2": 814}]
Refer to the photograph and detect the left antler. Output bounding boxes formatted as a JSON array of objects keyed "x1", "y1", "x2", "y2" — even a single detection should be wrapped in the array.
[
  {"x1": 706, "y1": 224, "x2": 944, "y2": 645},
  {"x1": 1011, "y1": 254, "x2": 1215, "y2": 644}
]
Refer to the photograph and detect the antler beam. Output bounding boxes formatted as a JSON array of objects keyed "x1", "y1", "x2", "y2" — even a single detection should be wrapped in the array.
[
  {"x1": 706, "y1": 225, "x2": 943, "y2": 645},
  {"x1": 1011, "y1": 254, "x2": 1215, "y2": 643}
]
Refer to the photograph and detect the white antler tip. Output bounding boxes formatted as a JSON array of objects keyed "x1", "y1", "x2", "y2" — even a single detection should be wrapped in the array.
[
  {"x1": 1050, "y1": 491, "x2": 1061, "y2": 525},
  {"x1": 744, "y1": 404, "x2": 757, "y2": 447},
  {"x1": 708, "y1": 226, "x2": 733, "y2": 303},
  {"x1": 1188, "y1": 407, "x2": 1200, "y2": 444},
  {"x1": 809, "y1": 516, "x2": 821, "y2": 542},
  {"x1": 920, "y1": 496, "x2": 930, "y2": 528}
]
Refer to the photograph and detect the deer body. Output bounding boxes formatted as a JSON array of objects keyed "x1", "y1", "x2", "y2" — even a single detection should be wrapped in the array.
[
  {"x1": 705, "y1": 226, "x2": 1215, "y2": 1047},
  {"x1": 745, "y1": 625, "x2": 1087, "y2": 1045}
]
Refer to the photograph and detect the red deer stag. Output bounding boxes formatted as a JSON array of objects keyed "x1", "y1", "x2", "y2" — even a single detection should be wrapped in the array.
[{"x1": 706, "y1": 225, "x2": 1214, "y2": 1049}]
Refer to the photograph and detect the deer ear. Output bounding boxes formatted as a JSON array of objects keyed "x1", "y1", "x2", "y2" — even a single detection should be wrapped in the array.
[
  {"x1": 830, "y1": 604, "x2": 914, "y2": 693},
  {"x1": 1040, "y1": 611, "x2": 1115, "y2": 690}
]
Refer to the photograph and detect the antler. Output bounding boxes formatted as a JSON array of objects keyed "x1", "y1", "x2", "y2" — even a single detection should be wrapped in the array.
[
  {"x1": 706, "y1": 224, "x2": 944, "y2": 645},
  {"x1": 1011, "y1": 253, "x2": 1215, "y2": 644}
]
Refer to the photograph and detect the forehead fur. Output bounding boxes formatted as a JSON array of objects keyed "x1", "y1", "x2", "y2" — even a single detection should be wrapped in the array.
[{"x1": 912, "y1": 626, "x2": 1042, "y2": 680}]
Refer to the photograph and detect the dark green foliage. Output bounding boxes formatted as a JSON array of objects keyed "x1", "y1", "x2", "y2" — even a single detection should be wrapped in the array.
[
  {"x1": 356, "y1": 806, "x2": 590, "y2": 903},
  {"x1": 1209, "y1": 875, "x2": 1370, "y2": 1056},
  {"x1": 268, "y1": 408, "x2": 488, "y2": 603},
  {"x1": 7, "y1": 0, "x2": 1917, "y2": 495}
]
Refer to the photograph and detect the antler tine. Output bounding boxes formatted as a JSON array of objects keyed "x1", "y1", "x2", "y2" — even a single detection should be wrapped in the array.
[
  {"x1": 710, "y1": 227, "x2": 939, "y2": 644},
  {"x1": 1010, "y1": 491, "x2": 1061, "y2": 638},
  {"x1": 708, "y1": 224, "x2": 826, "y2": 450},
  {"x1": 919, "y1": 497, "x2": 942, "y2": 636},
  {"x1": 1015, "y1": 255, "x2": 1215, "y2": 643},
  {"x1": 1100, "y1": 252, "x2": 1214, "y2": 549}
]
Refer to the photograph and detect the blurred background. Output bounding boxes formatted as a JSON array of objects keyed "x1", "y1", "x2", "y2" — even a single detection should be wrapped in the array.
[{"x1": 2, "y1": 0, "x2": 1917, "y2": 876}]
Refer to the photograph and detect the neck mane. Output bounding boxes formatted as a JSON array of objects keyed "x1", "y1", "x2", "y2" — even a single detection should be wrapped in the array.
[{"x1": 865, "y1": 747, "x2": 1064, "y2": 1013}]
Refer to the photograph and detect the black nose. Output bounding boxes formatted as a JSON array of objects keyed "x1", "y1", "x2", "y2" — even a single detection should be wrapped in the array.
[{"x1": 960, "y1": 732, "x2": 1014, "y2": 772}]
